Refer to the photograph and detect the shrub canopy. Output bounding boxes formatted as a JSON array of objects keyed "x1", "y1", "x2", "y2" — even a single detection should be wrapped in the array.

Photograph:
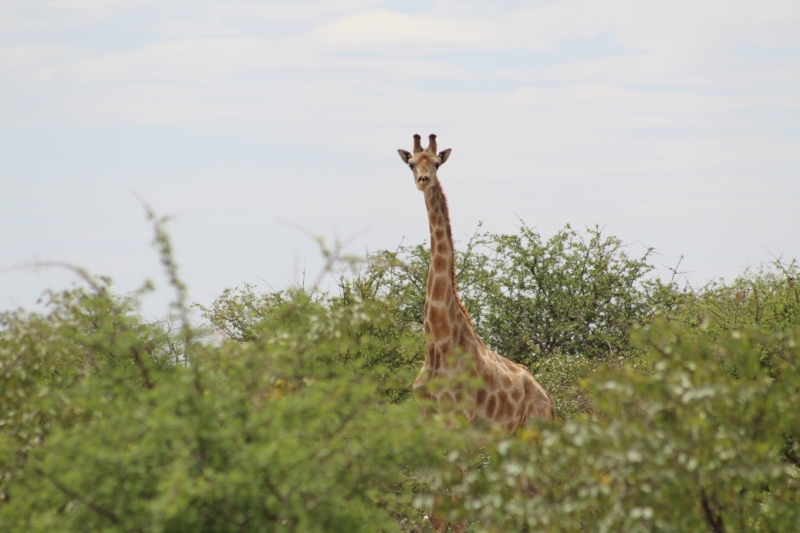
[{"x1": 1, "y1": 223, "x2": 798, "y2": 532}]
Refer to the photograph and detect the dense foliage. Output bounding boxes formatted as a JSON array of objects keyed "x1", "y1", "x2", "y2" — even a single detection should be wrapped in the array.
[{"x1": 1, "y1": 222, "x2": 798, "y2": 532}]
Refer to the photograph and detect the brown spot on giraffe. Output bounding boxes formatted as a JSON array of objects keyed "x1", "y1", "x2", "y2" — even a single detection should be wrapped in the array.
[
  {"x1": 399, "y1": 134, "x2": 555, "y2": 533},
  {"x1": 432, "y1": 255, "x2": 447, "y2": 272},
  {"x1": 431, "y1": 277, "x2": 447, "y2": 301},
  {"x1": 476, "y1": 387, "x2": 487, "y2": 405},
  {"x1": 449, "y1": 306, "x2": 458, "y2": 327},
  {"x1": 482, "y1": 368, "x2": 496, "y2": 388},
  {"x1": 428, "y1": 305, "x2": 449, "y2": 339},
  {"x1": 485, "y1": 394, "x2": 497, "y2": 418},
  {"x1": 497, "y1": 390, "x2": 511, "y2": 418}
]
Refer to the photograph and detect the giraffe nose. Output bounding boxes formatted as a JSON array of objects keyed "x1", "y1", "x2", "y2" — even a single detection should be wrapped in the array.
[{"x1": 418, "y1": 175, "x2": 429, "y2": 183}]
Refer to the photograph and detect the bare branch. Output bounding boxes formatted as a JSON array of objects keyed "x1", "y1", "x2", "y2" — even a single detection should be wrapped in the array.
[{"x1": 0, "y1": 260, "x2": 107, "y2": 294}]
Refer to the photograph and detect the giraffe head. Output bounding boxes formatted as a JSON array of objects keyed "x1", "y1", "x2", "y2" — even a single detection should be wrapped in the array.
[{"x1": 398, "y1": 134, "x2": 452, "y2": 192}]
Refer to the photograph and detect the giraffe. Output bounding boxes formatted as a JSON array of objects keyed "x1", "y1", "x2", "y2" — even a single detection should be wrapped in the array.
[{"x1": 398, "y1": 134, "x2": 555, "y2": 533}]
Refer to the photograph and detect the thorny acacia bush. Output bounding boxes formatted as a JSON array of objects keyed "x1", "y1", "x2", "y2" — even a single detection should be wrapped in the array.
[
  {"x1": 444, "y1": 323, "x2": 800, "y2": 532},
  {"x1": 1, "y1": 219, "x2": 799, "y2": 532},
  {"x1": 666, "y1": 259, "x2": 800, "y2": 336},
  {"x1": 360, "y1": 223, "x2": 663, "y2": 363},
  {"x1": 356, "y1": 223, "x2": 673, "y2": 418},
  {"x1": 0, "y1": 277, "x2": 452, "y2": 531}
]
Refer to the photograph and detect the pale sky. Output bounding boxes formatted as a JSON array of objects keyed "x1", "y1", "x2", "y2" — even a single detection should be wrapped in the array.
[{"x1": 2, "y1": 0, "x2": 799, "y2": 317}]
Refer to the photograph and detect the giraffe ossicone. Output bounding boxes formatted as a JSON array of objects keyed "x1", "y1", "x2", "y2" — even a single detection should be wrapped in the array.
[{"x1": 398, "y1": 133, "x2": 556, "y2": 433}]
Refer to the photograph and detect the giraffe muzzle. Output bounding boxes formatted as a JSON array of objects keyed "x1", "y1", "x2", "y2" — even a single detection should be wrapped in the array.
[{"x1": 418, "y1": 175, "x2": 430, "y2": 184}]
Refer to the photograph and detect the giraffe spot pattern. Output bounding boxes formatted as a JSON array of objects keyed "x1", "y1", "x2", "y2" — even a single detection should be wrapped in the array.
[
  {"x1": 497, "y1": 390, "x2": 512, "y2": 419},
  {"x1": 457, "y1": 326, "x2": 468, "y2": 348},
  {"x1": 428, "y1": 346, "x2": 440, "y2": 370},
  {"x1": 428, "y1": 306, "x2": 449, "y2": 339},
  {"x1": 482, "y1": 369, "x2": 496, "y2": 388},
  {"x1": 476, "y1": 387, "x2": 487, "y2": 406},
  {"x1": 414, "y1": 172, "x2": 556, "y2": 438},
  {"x1": 511, "y1": 387, "x2": 523, "y2": 403},
  {"x1": 437, "y1": 339, "x2": 453, "y2": 362},
  {"x1": 431, "y1": 276, "x2": 447, "y2": 301},
  {"x1": 485, "y1": 394, "x2": 497, "y2": 418}
]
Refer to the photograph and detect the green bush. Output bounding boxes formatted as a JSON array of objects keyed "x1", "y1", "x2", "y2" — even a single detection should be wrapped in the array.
[
  {"x1": 446, "y1": 323, "x2": 800, "y2": 532},
  {"x1": 668, "y1": 259, "x2": 800, "y2": 335},
  {"x1": 361, "y1": 223, "x2": 663, "y2": 365},
  {"x1": 358, "y1": 223, "x2": 673, "y2": 420},
  {"x1": 1, "y1": 287, "x2": 454, "y2": 533},
  {"x1": 0, "y1": 282, "x2": 174, "y2": 499},
  {"x1": 3, "y1": 218, "x2": 799, "y2": 533}
]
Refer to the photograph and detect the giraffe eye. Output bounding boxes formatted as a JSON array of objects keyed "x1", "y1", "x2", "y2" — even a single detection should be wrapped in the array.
[
  {"x1": 434, "y1": 162, "x2": 440, "y2": 168},
  {"x1": 409, "y1": 164, "x2": 415, "y2": 169}
]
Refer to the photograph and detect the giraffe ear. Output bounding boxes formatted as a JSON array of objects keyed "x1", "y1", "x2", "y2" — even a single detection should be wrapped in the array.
[
  {"x1": 438, "y1": 148, "x2": 452, "y2": 165},
  {"x1": 398, "y1": 149, "x2": 412, "y2": 164}
]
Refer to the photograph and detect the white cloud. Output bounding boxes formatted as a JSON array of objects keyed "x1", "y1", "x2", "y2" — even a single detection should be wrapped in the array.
[
  {"x1": 64, "y1": 37, "x2": 292, "y2": 84},
  {"x1": 0, "y1": 45, "x2": 71, "y2": 72},
  {"x1": 206, "y1": 0, "x2": 385, "y2": 23},
  {"x1": 2, "y1": 0, "x2": 799, "y2": 313},
  {"x1": 44, "y1": 0, "x2": 159, "y2": 10},
  {"x1": 309, "y1": 9, "x2": 486, "y2": 49}
]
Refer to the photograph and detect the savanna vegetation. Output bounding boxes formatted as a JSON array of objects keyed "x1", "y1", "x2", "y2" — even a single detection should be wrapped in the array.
[{"x1": 1, "y1": 214, "x2": 798, "y2": 532}]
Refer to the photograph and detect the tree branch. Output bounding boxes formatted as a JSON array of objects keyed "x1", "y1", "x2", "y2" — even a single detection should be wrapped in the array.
[
  {"x1": 38, "y1": 469, "x2": 121, "y2": 526},
  {"x1": 699, "y1": 487, "x2": 725, "y2": 533}
]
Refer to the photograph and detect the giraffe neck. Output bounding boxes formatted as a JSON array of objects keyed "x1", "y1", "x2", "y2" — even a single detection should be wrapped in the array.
[{"x1": 422, "y1": 183, "x2": 480, "y2": 367}]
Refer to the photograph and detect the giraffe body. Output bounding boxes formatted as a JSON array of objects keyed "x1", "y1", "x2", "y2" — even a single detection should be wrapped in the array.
[
  {"x1": 398, "y1": 134, "x2": 554, "y2": 533},
  {"x1": 398, "y1": 134, "x2": 555, "y2": 432}
]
